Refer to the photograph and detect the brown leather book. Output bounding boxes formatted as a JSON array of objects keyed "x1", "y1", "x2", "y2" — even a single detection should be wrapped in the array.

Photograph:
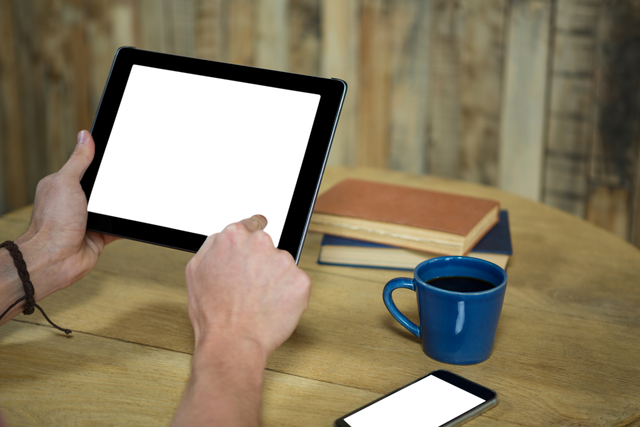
[{"x1": 309, "y1": 178, "x2": 500, "y2": 255}]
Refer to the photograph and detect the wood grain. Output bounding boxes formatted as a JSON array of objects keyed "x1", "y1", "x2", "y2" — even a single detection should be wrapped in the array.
[
  {"x1": 587, "y1": 0, "x2": 640, "y2": 242},
  {"x1": 135, "y1": 0, "x2": 166, "y2": 53},
  {"x1": 459, "y1": 0, "x2": 507, "y2": 186},
  {"x1": 634, "y1": 150, "x2": 640, "y2": 247},
  {"x1": 2, "y1": 0, "x2": 640, "y2": 250},
  {"x1": 194, "y1": 0, "x2": 224, "y2": 61},
  {"x1": 357, "y1": 0, "x2": 391, "y2": 168},
  {"x1": 321, "y1": 0, "x2": 359, "y2": 166},
  {"x1": 0, "y1": 321, "x2": 187, "y2": 426},
  {"x1": 387, "y1": 0, "x2": 430, "y2": 174},
  {"x1": 2, "y1": 167, "x2": 640, "y2": 425},
  {"x1": 226, "y1": 0, "x2": 256, "y2": 66},
  {"x1": 10, "y1": 1, "x2": 53, "y2": 200},
  {"x1": 289, "y1": 0, "x2": 321, "y2": 76},
  {"x1": 86, "y1": 1, "x2": 136, "y2": 112},
  {"x1": 0, "y1": 321, "x2": 382, "y2": 427},
  {"x1": 0, "y1": 0, "x2": 28, "y2": 212},
  {"x1": 543, "y1": 0, "x2": 600, "y2": 217},
  {"x1": 499, "y1": 0, "x2": 553, "y2": 201},
  {"x1": 428, "y1": 0, "x2": 462, "y2": 178},
  {"x1": 256, "y1": 0, "x2": 289, "y2": 72},
  {"x1": 162, "y1": 0, "x2": 196, "y2": 57}
]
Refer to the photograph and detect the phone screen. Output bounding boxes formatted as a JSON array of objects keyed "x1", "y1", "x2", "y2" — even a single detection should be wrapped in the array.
[
  {"x1": 337, "y1": 371, "x2": 496, "y2": 427},
  {"x1": 351, "y1": 378, "x2": 480, "y2": 427}
]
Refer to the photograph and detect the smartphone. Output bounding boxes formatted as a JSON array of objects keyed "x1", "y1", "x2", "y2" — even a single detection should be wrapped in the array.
[{"x1": 334, "y1": 370, "x2": 498, "y2": 427}]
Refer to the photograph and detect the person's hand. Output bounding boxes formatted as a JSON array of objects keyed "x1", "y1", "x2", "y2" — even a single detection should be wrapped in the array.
[
  {"x1": 16, "y1": 130, "x2": 118, "y2": 297},
  {"x1": 173, "y1": 215, "x2": 311, "y2": 426},
  {"x1": 185, "y1": 214, "x2": 311, "y2": 358}
]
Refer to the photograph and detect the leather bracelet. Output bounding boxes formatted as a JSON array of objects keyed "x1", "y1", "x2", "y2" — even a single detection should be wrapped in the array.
[{"x1": 0, "y1": 240, "x2": 72, "y2": 334}]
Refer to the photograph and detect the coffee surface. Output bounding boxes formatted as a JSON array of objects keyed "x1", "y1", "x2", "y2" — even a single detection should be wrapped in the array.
[{"x1": 427, "y1": 276, "x2": 495, "y2": 292}]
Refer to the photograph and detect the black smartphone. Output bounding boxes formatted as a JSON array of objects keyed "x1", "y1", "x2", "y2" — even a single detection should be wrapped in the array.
[{"x1": 334, "y1": 370, "x2": 498, "y2": 427}]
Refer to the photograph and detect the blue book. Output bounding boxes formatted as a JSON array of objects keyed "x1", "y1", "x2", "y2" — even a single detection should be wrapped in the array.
[{"x1": 318, "y1": 211, "x2": 512, "y2": 271}]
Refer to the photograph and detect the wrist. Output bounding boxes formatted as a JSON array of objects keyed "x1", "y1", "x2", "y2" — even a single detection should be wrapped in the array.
[
  {"x1": 12, "y1": 233, "x2": 73, "y2": 299},
  {"x1": 0, "y1": 234, "x2": 64, "y2": 326},
  {"x1": 173, "y1": 335, "x2": 267, "y2": 426},
  {"x1": 193, "y1": 333, "x2": 268, "y2": 375}
]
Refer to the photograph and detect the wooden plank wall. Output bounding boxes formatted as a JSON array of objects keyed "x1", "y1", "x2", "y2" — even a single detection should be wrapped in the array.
[{"x1": 1, "y1": 0, "x2": 640, "y2": 248}]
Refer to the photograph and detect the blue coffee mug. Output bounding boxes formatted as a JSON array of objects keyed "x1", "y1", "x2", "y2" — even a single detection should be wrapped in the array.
[{"x1": 383, "y1": 256, "x2": 507, "y2": 365}]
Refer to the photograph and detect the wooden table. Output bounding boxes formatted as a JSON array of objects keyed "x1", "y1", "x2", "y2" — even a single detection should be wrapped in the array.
[{"x1": 1, "y1": 166, "x2": 639, "y2": 426}]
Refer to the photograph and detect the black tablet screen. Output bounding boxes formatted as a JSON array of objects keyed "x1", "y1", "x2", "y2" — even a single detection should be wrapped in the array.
[{"x1": 87, "y1": 65, "x2": 321, "y2": 246}]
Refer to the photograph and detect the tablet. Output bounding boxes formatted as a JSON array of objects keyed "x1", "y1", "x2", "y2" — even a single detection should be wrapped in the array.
[{"x1": 81, "y1": 47, "x2": 346, "y2": 261}]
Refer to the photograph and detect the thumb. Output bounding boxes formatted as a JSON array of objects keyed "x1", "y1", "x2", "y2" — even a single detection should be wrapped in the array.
[{"x1": 62, "y1": 130, "x2": 96, "y2": 181}]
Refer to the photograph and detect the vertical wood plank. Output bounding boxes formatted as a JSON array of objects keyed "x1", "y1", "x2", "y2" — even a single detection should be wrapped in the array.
[
  {"x1": 387, "y1": 0, "x2": 430, "y2": 174},
  {"x1": 110, "y1": 0, "x2": 136, "y2": 48},
  {"x1": 10, "y1": 0, "x2": 96, "y2": 197},
  {"x1": 86, "y1": 1, "x2": 136, "y2": 114},
  {"x1": 11, "y1": 0, "x2": 48, "y2": 201},
  {"x1": 66, "y1": 0, "x2": 93, "y2": 143},
  {"x1": 586, "y1": 0, "x2": 640, "y2": 241},
  {"x1": 85, "y1": 0, "x2": 135, "y2": 126},
  {"x1": 633, "y1": 151, "x2": 640, "y2": 246},
  {"x1": 0, "y1": 0, "x2": 28, "y2": 213},
  {"x1": 256, "y1": 0, "x2": 289, "y2": 71},
  {"x1": 194, "y1": 0, "x2": 224, "y2": 61},
  {"x1": 39, "y1": 0, "x2": 93, "y2": 174},
  {"x1": 9, "y1": 0, "x2": 134, "y2": 201},
  {"x1": 0, "y1": 0, "x2": 6, "y2": 214},
  {"x1": 162, "y1": 0, "x2": 196, "y2": 57},
  {"x1": 4, "y1": 0, "x2": 638, "y2": 249},
  {"x1": 321, "y1": 0, "x2": 359, "y2": 166},
  {"x1": 543, "y1": 0, "x2": 600, "y2": 218},
  {"x1": 135, "y1": 0, "x2": 166, "y2": 53},
  {"x1": 289, "y1": 0, "x2": 320, "y2": 76},
  {"x1": 458, "y1": 0, "x2": 507, "y2": 186},
  {"x1": 357, "y1": 0, "x2": 391, "y2": 168},
  {"x1": 194, "y1": 0, "x2": 225, "y2": 61},
  {"x1": 226, "y1": 0, "x2": 256, "y2": 66},
  {"x1": 499, "y1": 0, "x2": 553, "y2": 201},
  {"x1": 428, "y1": 0, "x2": 462, "y2": 178}
]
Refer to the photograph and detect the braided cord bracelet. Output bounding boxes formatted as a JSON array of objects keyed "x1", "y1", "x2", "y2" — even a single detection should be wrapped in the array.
[{"x1": 0, "y1": 240, "x2": 72, "y2": 334}]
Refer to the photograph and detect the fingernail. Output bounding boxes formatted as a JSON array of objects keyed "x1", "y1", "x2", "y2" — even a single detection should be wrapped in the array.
[
  {"x1": 77, "y1": 130, "x2": 89, "y2": 145},
  {"x1": 256, "y1": 211, "x2": 271, "y2": 230}
]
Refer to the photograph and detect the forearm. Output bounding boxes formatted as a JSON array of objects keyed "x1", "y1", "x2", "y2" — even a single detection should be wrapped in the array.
[
  {"x1": 0, "y1": 233, "x2": 69, "y2": 326},
  {"x1": 172, "y1": 335, "x2": 268, "y2": 427}
]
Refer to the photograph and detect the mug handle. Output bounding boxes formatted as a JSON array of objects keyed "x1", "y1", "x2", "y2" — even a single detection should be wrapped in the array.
[{"x1": 383, "y1": 278, "x2": 420, "y2": 338}]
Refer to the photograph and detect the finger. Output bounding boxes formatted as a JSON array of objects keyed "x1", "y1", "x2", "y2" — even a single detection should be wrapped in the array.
[
  {"x1": 239, "y1": 214, "x2": 268, "y2": 233},
  {"x1": 200, "y1": 214, "x2": 267, "y2": 253},
  {"x1": 61, "y1": 130, "x2": 95, "y2": 181}
]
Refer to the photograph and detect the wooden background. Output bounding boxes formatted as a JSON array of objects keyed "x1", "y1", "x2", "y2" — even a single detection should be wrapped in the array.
[{"x1": 1, "y1": 0, "x2": 640, "y2": 248}]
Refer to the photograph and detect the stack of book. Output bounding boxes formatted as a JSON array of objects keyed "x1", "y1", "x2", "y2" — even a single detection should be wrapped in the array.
[{"x1": 308, "y1": 179, "x2": 512, "y2": 271}]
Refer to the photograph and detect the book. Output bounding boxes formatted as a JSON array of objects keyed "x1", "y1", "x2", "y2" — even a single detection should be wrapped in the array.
[
  {"x1": 309, "y1": 178, "x2": 501, "y2": 255},
  {"x1": 317, "y1": 211, "x2": 513, "y2": 271}
]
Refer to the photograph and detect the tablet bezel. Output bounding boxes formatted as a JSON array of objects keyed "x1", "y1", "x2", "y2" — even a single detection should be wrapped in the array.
[{"x1": 82, "y1": 47, "x2": 346, "y2": 263}]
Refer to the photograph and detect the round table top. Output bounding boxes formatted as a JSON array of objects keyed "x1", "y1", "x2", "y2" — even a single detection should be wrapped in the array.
[{"x1": 0, "y1": 166, "x2": 639, "y2": 426}]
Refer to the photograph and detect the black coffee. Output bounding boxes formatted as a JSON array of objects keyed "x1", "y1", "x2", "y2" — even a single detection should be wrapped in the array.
[{"x1": 427, "y1": 276, "x2": 496, "y2": 292}]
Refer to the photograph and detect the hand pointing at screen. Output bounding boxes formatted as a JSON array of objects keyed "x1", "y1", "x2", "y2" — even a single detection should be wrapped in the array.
[{"x1": 173, "y1": 213, "x2": 311, "y2": 426}]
